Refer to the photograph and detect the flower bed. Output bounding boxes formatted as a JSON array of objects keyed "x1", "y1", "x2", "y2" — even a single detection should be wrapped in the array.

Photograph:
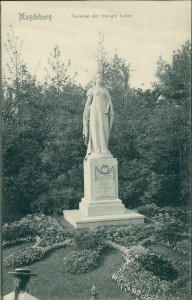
[
  {"x1": 3, "y1": 208, "x2": 190, "y2": 282},
  {"x1": 72, "y1": 228, "x2": 106, "y2": 251},
  {"x1": 2, "y1": 214, "x2": 69, "y2": 248},
  {"x1": 3, "y1": 240, "x2": 72, "y2": 269},
  {"x1": 135, "y1": 253, "x2": 178, "y2": 281},
  {"x1": 104, "y1": 224, "x2": 155, "y2": 248},
  {"x1": 2, "y1": 214, "x2": 76, "y2": 269},
  {"x1": 112, "y1": 246, "x2": 190, "y2": 299},
  {"x1": 151, "y1": 218, "x2": 191, "y2": 255},
  {"x1": 18, "y1": 213, "x2": 64, "y2": 238},
  {"x1": 63, "y1": 249, "x2": 99, "y2": 275},
  {"x1": 172, "y1": 239, "x2": 191, "y2": 256},
  {"x1": 2, "y1": 223, "x2": 36, "y2": 248},
  {"x1": 38, "y1": 228, "x2": 66, "y2": 247},
  {"x1": 136, "y1": 205, "x2": 191, "y2": 256},
  {"x1": 61, "y1": 228, "x2": 109, "y2": 275},
  {"x1": 3, "y1": 246, "x2": 48, "y2": 268},
  {"x1": 137, "y1": 204, "x2": 190, "y2": 225}
]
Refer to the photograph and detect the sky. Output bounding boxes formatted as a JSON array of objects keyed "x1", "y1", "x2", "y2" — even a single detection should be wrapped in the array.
[{"x1": 1, "y1": 1, "x2": 191, "y2": 90}]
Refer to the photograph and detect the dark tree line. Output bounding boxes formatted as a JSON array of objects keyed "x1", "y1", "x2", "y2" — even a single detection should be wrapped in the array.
[{"x1": 2, "y1": 27, "x2": 191, "y2": 223}]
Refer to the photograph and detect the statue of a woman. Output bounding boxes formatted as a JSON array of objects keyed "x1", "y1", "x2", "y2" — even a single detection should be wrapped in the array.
[{"x1": 83, "y1": 73, "x2": 114, "y2": 159}]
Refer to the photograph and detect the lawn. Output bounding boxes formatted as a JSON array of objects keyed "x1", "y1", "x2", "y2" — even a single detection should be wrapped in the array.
[
  {"x1": 2, "y1": 206, "x2": 191, "y2": 300},
  {"x1": 3, "y1": 245, "x2": 133, "y2": 300}
]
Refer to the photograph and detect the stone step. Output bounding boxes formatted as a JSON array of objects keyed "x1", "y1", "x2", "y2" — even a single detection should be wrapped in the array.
[{"x1": 63, "y1": 209, "x2": 144, "y2": 229}]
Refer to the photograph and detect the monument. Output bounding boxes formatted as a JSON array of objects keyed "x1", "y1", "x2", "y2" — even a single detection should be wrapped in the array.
[{"x1": 64, "y1": 73, "x2": 144, "y2": 228}]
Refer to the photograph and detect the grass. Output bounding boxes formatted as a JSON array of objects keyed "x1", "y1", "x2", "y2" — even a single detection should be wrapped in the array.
[
  {"x1": 146, "y1": 244, "x2": 190, "y2": 262},
  {"x1": 3, "y1": 245, "x2": 134, "y2": 300},
  {"x1": 2, "y1": 209, "x2": 190, "y2": 300},
  {"x1": 2, "y1": 242, "x2": 35, "y2": 259}
]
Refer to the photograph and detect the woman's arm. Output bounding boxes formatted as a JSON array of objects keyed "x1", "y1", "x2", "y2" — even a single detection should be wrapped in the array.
[
  {"x1": 83, "y1": 91, "x2": 93, "y2": 145},
  {"x1": 105, "y1": 89, "x2": 114, "y2": 132}
]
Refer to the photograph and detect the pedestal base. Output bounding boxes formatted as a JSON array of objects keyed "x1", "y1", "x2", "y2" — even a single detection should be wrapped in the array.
[
  {"x1": 63, "y1": 209, "x2": 144, "y2": 229},
  {"x1": 64, "y1": 155, "x2": 144, "y2": 228},
  {"x1": 79, "y1": 197, "x2": 125, "y2": 216}
]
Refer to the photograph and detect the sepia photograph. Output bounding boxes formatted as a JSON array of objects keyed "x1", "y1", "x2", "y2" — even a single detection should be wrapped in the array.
[{"x1": 1, "y1": 1, "x2": 191, "y2": 299}]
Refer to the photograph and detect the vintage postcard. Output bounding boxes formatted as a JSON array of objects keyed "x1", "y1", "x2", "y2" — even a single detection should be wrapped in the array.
[{"x1": 1, "y1": 1, "x2": 191, "y2": 300}]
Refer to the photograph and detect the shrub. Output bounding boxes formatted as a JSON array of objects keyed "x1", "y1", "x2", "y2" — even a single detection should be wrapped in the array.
[
  {"x1": 72, "y1": 228, "x2": 106, "y2": 251},
  {"x1": 156, "y1": 220, "x2": 188, "y2": 243},
  {"x1": 38, "y1": 228, "x2": 70, "y2": 247},
  {"x1": 112, "y1": 249, "x2": 190, "y2": 299},
  {"x1": 173, "y1": 239, "x2": 191, "y2": 256},
  {"x1": 135, "y1": 253, "x2": 178, "y2": 281},
  {"x1": 3, "y1": 247, "x2": 48, "y2": 268},
  {"x1": 137, "y1": 203, "x2": 160, "y2": 218},
  {"x1": 2, "y1": 223, "x2": 36, "y2": 247},
  {"x1": 63, "y1": 250, "x2": 99, "y2": 274},
  {"x1": 20, "y1": 214, "x2": 63, "y2": 238},
  {"x1": 157, "y1": 207, "x2": 190, "y2": 225},
  {"x1": 3, "y1": 239, "x2": 72, "y2": 269},
  {"x1": 105, "y1": 224, "x2": 155, "y2": 247},
  {"x1": 2, "y1": 213, "x2": 67, "y2": 248},
  {"x1": 105, "y1": 225, "x2": 141, "y2": 242}
]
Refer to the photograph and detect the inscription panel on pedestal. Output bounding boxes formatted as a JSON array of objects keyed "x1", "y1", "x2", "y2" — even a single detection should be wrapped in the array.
[{"x1": 93, "y1": 163, "x2": 116, "y2": 200}]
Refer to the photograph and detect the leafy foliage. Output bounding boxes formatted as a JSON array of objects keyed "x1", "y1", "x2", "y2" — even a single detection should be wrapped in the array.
[
  {"x1": 137, "y1": 205, "x2": 191, "y2": 255},
  {"x1": 2, "y1": 214, "x2": 65, "y2": 247},
  {"x1": 3, "y1": 240, "x2": 72, "y2": 269},
  {"x1": 62, "y1": 250, "x2": 99, "y2": 274},
  {"x1": 135, "y1": 253, "x2": 178, "y2": 281},
  {"x1": 3, "y1": 246, "x2": 48, "y2": 268},
  {"x1": 2, "y1": 27, "x2": 191, "y2": 221},
  {"x1": 2, "y1": 214, "x2": 74, "y2": 268},
  {"x1": 72, "y1": 229, "x2": 106, "y2": 251},
  {"x1": 112, "y1": 247, "x2": 190, "y2": 299},
  {"x1": 154, "y1": 40, "x2": 191, "y2": 103},
  {"x1": 2, "y1": 223, "x2": 36, "y2": 247}
]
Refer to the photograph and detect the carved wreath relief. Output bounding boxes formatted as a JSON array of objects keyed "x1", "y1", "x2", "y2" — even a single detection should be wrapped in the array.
[{"x1": 94, "y1": 164, "x2": 116, "y2": 200}]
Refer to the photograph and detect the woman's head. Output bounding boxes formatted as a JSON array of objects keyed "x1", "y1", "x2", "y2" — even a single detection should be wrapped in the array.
[{"x1": 95, "y1": 72, "x2": 103, "y2": 85}]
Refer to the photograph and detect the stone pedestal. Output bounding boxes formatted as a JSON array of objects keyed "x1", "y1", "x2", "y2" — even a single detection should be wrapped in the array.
[{"x1": 64, "y1": 156, "x2": 144, "y2": 228}]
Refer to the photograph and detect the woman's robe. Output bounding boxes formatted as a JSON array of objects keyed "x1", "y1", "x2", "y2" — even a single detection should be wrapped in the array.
[{"x1": 83, "y1": 86, "x2": 114, "y2": 158}]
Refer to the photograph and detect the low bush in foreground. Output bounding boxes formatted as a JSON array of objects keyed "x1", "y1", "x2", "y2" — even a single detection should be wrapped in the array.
[
  {"x1": 2, "y1": 223, "x2": 36, "y2": 247},
  {"x1": 3, "y1": 240, "x2": 72, "y2": 269},
  {"x1": 137, "y1": 203, "x2": 160, "y2": 218},
  {"x1": 151, "y1": 217, "x2": 190, "y2": 255},
  {"x1": 137, "y1": 204, "x2": 190, "y2": 226},
  {"x1": 105, "y1": 224, "x2": 155, "y2": 247},
  {"x1": 63, "y1": 249, "x2": 99, "y2": 274},
  {"x1": 62, "y1": 229, "x2": 109, "y2": 275},
  {"x1": 2, "y1": 214, "x2": 67, "y2": 248},
  {"x1": 135, "y1": 253, "x2": 178, "y2": 281},
  {"x1": 136, "y1": 205, "x2": 191, "y2": 255},
  {"x1": 3, "y1": 247, "x2": 48, "y2": 268},
  {"x1": 172, "y1": 239, "x2": 191, "y2": 256},
  {"x1": 112, "y1": 246, "x2": 191, "y2": 300},
  {"x1": 72, "y1": 228, "x2": 106, "y2": 251}
]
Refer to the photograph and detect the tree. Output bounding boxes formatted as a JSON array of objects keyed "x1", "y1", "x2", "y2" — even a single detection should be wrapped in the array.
[
  {"x1": 149, "y1": 41, "x2": 191, "y2": 205},
  {"x1": 3, "y1": 30, "x2": 190, "y2": 223},
  {"x1": 30, "y1": 46, "x2": 85, "y2": 215},
  {"x1": 154, "y1": 40, "x2": 191, "y2": 104},
  {"x1": 45, "y1": 45, "x2": 77, "y2": 96},
  {"x1": 94, "y1": 32, "x2": 131, "y2": 111},
  {"x1": 2, "y1": 27, "x2": 49, "y2": 221}
]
